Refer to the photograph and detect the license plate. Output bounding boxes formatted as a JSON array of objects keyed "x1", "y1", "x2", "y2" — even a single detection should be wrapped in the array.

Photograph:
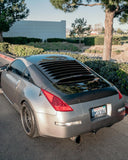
[{"x1": 91, "y1": 105, "x2": 107, "y2": 119}]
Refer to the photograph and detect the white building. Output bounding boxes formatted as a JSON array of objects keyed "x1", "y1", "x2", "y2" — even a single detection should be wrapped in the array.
[{"x1": 3, "y1": 20, "x2": 66, "y2": 41}]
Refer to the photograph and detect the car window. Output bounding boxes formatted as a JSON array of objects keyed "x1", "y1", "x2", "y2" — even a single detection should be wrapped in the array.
[
  {"x1": 23, "y1": 69, "x2": 31, "y2": 81},
  {"x1": 9, "y1": 60, "x2": 26, "y2": 76},
  {"x1": 54, "y1": 79, "x2": 109, "y2": 94}
]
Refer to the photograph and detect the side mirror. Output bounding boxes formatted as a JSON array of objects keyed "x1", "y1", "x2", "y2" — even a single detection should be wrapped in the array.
[
  {"x1": 0, "y1": 64, "x2": 9, "y2": 71},
  {"x1": 4, "y1": 64, "x2": 10, "y2": 71}
]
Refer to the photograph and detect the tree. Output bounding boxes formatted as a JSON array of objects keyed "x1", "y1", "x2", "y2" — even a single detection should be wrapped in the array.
[
  {"x1": 116, "y1": 28, "x2": 124, "y2": 34},
  {"x1": 101, "y1": 27, "x2": 105, "y2": 34},
  {"x1": 119, "y1": 8, "x2": 128, "y2": 24},
  {"x1": 50, "y1": 0, "x2": 128, "y2": 60},
  {"x1": 0, "y1": 0, "x2": 29, "y2": 42},
  {"x1": 69, "y1": 18, "x2": 91, "y2": 41}
]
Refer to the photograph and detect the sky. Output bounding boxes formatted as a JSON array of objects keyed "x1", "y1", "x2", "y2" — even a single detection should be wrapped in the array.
[{"x1": 25, "y1": 0, "x2": 128, "y2": 31}]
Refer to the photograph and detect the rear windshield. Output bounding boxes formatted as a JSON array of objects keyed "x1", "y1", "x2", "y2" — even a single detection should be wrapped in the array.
[
  {"x1": 37, "y1": 60, "x2": 110, "y2": 94},
  {"x1": 54, "y1": 78, "x2": 110, "y2": 94}
]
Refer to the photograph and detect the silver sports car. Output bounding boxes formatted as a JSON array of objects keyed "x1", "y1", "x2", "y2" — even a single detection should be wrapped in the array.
[{"x1": 1, "y1": 54, "x2": 126, "y2": 143}]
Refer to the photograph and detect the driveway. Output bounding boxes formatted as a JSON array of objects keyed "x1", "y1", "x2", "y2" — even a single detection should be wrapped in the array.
[{"x1": 0, "y1": 57, "x2": 128, "y2": 160}]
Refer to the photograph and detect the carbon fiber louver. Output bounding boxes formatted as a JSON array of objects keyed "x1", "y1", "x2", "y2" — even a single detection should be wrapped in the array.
[{"x1": 38, "y1": 60, "x2": 96, "y2": 84}]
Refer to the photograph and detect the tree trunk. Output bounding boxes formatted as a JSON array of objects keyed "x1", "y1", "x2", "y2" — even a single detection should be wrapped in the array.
[
  {"x1": 79, "y1": 36, "x2": 82, "y2": 47},
  {"x1": 103, "y1": 9, "x2": 115, "y2": 61},
  {"x1": 0, "y1": 31, "x2": 3, "y2": 42}
]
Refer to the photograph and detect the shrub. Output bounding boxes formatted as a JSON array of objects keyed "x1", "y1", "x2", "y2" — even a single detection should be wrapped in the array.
[
  {"x1": 27, "y1": 38, "x2": 42, "y2": 43},
  {"x1": 96, "y1": 50, "x2": 102, "y2": 53},
  {"x1": 84, "y1": 37, "x2": 95, "y2": 46},
  {"x1": 46, "y1": 38, "x2": 84, "y2": 44},
  {"x1": 46, "y1": 38, "x2": 66, "y2": 42},
  {"x1": 28, "y1": 42, "x2": 81, "y2": 52},
  {"x1": 9, "y1": 44, "x2": 44, "y2": 57},
  {"x1": 114, "y1": 50, "x2": 122, "y2": 55},
  {"x1": 4, "y1": 37, "x2": 42, "y2": 44},
  {"x1": 85, "y1": 49, "x2": 91, "y2": 53},
  {"x1": 85, "y1": 49, "x2": 102, "y2": 53},
  {"x1": 94, "y1": 36, "x2": 120, "y2": 45},
  {"x1": 91, "y1": 50, "x2": 96, "y2": 53},
  {"x1": 120, "y1": 36, "x2": 128, "y2": 41},
  {"x1": 95, "y1": 37, "x2": 104, "y2": 45},
  {"x1": 84, "y1": 36, "x2": 124, "y2": 46},
  {"x1": 66, "y1": 38, "x2": 84, "y2": 44},
  {"x1": 0, "y1": 42, "x2": 9, "y2": 53},
  {"x1": 112, "y1": 37, "x2": 121, "y2": 45},
  {"x1": 85, "y1": 60, "x2": 128, "y2": 95}
]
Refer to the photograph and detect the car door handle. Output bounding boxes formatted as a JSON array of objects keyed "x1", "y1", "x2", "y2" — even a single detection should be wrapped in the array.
[{"x1": 16, "y1": 80, "x2": 21, "y2": 89}]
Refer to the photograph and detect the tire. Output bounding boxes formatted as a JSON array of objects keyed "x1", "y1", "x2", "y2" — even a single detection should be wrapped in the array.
[{"x1": 21, "y1": 102, "x2": 38, "y2": 138}]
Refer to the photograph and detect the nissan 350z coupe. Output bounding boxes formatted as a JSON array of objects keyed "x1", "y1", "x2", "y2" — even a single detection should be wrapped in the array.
[{"x1": 1, "y1": 54, "x2": 126, "y2": 142}]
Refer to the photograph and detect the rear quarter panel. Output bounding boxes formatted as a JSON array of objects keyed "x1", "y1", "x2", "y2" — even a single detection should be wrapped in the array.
[{"x1": 16, "y1": 79, "x2": 56, "y2": 115}]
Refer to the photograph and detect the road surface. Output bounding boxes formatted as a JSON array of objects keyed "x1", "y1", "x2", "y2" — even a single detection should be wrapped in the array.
[{"x1": 0, "y1": 57, "x2": 128, "y2": 160}]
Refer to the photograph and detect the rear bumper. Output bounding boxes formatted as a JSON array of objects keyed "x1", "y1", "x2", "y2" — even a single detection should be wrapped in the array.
[{"x1": 35, "y1": 105, "x2": 126, "y2": 138}]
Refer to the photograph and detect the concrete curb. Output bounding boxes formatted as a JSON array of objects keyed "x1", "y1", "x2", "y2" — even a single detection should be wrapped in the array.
[{"x1": 0, "y1": 53, "x2": 14, "y2": 62}]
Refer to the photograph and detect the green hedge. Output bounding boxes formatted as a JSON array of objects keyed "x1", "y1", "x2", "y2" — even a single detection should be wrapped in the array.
[
  {"x1": 46, "y1": 38, "x2": 84, "y2": 44},
  {"x1": 46, "y1": 38, "x2": 66, "y2": 42},
  {"x1": 47, "y1": 36, "x2": 127, "y2": 45},
  {"x1": 28, "y1": 42, "x2": 81, "y2": 52},
  {"x1": 0, "y1": 42, "x2": 9, "y2": 53},
  {"x1": 66, "y1": 38, "x2": 84, "y2": 44},
  {"x1": 84, "y1": 36, "x2": 123, "y2": 45},
  {"x1": 84, "y1": 37, "x2": 95, "y2": 45},
  {"x1": 95, "y1": 37, "x2": 104, "y2": 45},
  {"x1": 112, "y1": 37, "x2": 121, "y2": 45},
  {"x1": 8, "y1": 44, "x2": 44, "y2": 56},
  {"x1": 85, "y1": 60, "x2": 128, "y2": 95},
  {"x1": 4, "y1": 37, "x2": 42, "y2": 44}
]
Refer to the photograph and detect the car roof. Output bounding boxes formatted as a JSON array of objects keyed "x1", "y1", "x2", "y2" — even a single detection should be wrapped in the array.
[{"x1": 25, "y1": 54, "x2": 75, "y2": 65}]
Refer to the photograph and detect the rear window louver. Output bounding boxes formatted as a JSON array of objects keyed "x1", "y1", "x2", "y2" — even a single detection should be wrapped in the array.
[{"x1": 38, "y1": 60, "x2": 97, "y2": 84}]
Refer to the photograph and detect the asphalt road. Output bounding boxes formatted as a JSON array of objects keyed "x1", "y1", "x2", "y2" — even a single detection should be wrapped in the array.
[{"x1": 0, "y1": 57, "x2": 128, "y2": 160}]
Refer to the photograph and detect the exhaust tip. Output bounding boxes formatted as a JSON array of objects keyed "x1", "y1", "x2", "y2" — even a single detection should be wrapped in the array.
[
  {"x1": 76, "y1": 135, "x2": 81, "y2": 144},
  {"x1": 92, "y1": 130, "x2": 97, "y2": 134},
  {"x1": 70, "y1": 135, "x2": 81, "y2": 144}
]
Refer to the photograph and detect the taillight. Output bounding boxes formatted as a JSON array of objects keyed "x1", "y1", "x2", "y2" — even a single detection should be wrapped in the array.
[
  {"x1": 41, "y1": 89, "x2": 73, "y2": 112},
  {"x1": 117, "y1": 90, "x2": 123, "y2": 100}
]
